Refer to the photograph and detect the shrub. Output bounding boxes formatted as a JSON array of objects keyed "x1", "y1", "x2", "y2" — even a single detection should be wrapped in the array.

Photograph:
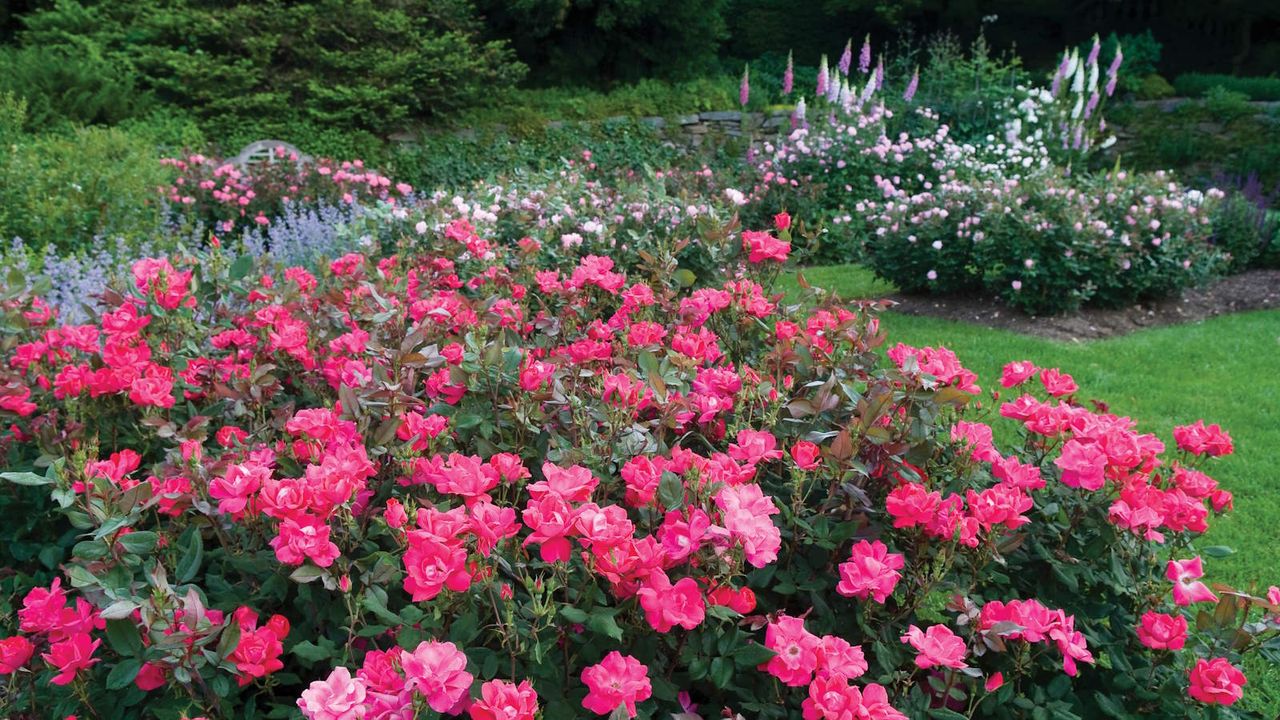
[
  {"x1": 0, "y1": 45, "x2": 150, "y2": 129},
  {"x1": 916, "y1": 31, "x2": 1029, "y2": 142},
  {"x1": 388, "y1": 121, "x2": 685, "y2": 191},
  {"x1": 510, "y1": 79, "x2": 740, "y2": 123},
  {"x1": 1204, "y1": 87, "x2": 1256, "y2": 121},
  {"x1": 1136, "y1": 74, "x2": 1175, "y2": 100},
  {"x1": 159, "y1": 150, "x2": 412, "y2": 237},
  {"x1": 1174, "y1": 74, "x2": 1280, "y2": 102},
  {"x1": 863, "y1": 169, "x2": 1227, "y2": 314},
  {"x1": 0, "y1": 210, "x2": 1273, "y2": 719},
  {"x1": 1208, "y1": 180, "x2": 1278, "y2": 271},
  {"x1": 0, "y1": 123, "x2": 172, "y2": 254},
  {"x1": 15, "y1": 0, "x2": 525, "y2": 137}
]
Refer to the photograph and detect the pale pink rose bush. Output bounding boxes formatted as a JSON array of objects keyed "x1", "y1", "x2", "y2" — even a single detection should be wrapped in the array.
[
  {"x1": 0, "y1": 210, "x2": 1274, "y2": 719},
  {"x1": 747, "y1": 37, "x2": 1242, "y2": 316}
]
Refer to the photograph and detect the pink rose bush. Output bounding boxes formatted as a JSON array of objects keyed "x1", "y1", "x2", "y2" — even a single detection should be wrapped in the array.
[
  {"x1": 161, "y1": 150, "x2": 413, "y2": 236},
  {"x1": 0, "y1": 210, "x2": 1273, "y2": 719}
]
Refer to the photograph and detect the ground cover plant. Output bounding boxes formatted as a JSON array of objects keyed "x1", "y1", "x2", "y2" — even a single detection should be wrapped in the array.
[{"x1": 0, "y1": 207, "x2": 1275, "y2": 720}]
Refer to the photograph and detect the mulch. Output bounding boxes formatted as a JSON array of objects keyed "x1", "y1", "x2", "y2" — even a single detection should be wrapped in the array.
[{"x1": 876, "y1": 270, "x2": 1280, "y2": 342}]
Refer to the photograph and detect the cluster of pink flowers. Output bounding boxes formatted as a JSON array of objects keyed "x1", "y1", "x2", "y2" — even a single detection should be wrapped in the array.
[
  {"x1": 758, "y1": 614, "x2": 900, "y2": 720},
  {"x1": 975, "y1": 598, "x2": 1093, "y2": 676},
  {"x1": 3, "y1": 579, "x2": 102, "y2": 685},
  {"x1": 0, "y1": 204, "x2": 1265, "y2": 718},
  {"x1": 298, "y1": 640, "x2": 497, "y2": 720},
  {"x1": 998, "y1": 361, "x2": 1233, "y2": 543},
  {"x1": 161, "y1": 150, "x2": 412, "y2": 234}
]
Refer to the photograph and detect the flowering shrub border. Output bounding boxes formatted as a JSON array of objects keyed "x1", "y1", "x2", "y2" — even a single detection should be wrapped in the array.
[{"x1": 0, "y1": 209, "x2": 1273, "y2": 720}]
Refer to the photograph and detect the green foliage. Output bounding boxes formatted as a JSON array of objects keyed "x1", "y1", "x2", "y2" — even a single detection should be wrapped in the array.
[
  {"x1": 913, "y1": 31, "x2": 1028, "y2": 142},
  {"x1": 477, "y1": 0, "x2": 730, "y2": 85},
  {"x1": 1135, "y1": 74, "x2": 1175, "y2": 100},
  {"x1": 0, "y1": 45, "x2": 149, "y2": 129},
  {"x1": 450, "y1": 78, "x2": 742, "y2": 128},
  {"x1": 389, "y1": 120, "x2": 685, "y2": 191},
  {"x1": 0, "y1": 123, "x2": 172, "y2": 253},
  {"x1": 1175, "y1": 74, "x2": 1280, "y2": 102},
  {"x1": 1210, "y1": 191, "x2": 1275, "y2": 271},
  {"x1": 1204, "y1": 86, "x2": 1256, "y2": 121},
  {"x1": 1086, "y1": 102, "x2": 1280, "y2": 207},
  {"x1": 0, "y1": 91, "x2": 26, "y2": 146},
  {"x1": 13, "y1": 0, "x2": 524, "y2": 137}
]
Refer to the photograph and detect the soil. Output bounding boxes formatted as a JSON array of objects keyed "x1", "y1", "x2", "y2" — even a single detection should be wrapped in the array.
[{"x1": 877, "y1": 270, "x2": 1280, "y2": 342}]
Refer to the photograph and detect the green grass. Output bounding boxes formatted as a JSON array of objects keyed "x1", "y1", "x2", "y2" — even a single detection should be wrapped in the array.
[{"x1": 783, "y1": 265, "x2": 1280, "y2": 713}]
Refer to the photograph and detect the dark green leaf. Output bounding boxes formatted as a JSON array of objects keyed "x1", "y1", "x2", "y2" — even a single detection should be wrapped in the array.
[
  {"x1": 105, "y1": 618, "x2": 144, "y2": 656},
  {"x1": 733, "y1": 643, "x2": 776, "y2": 667},
  {"x1": 587, "y1": 609, "x2": 624, "y2": 641},
  {"x1": 559, "y1": 606, "x2": 588, "y2": 624},
  {"x1": 290, "y1": 639, "x2": 335, "y2": 663},
  {"x1": 105, "y1": 658, "x2": 142, "y2": 690},
  {"x1": 118, "y1": 531, "x2": 158, "y2": 555}
]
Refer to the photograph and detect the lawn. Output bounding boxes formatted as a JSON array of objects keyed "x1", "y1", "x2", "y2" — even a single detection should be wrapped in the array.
[{"x1": 785, "y1": 264, "x2": 1280, "y2": 713}]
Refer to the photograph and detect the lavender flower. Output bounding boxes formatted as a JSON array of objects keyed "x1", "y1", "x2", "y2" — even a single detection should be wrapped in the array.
[
  {"x1": 739, "y1": 64, "x2": 750, "y2": 107},
  {"x1": 903, "y1": 68, "x2": 919, "y2": 102},
  {"x1": 858, "y1": 35, "x2": 871, "y2": 74},
  {"x1": 239, "y1": 200, "x2": 364, "y2": 268},
  {"x1": 782, "y1": 51, "x2": 794, "y2": 95},
  {"x1": 4, "y1": 236, "x2": 160, "y2": 323}
]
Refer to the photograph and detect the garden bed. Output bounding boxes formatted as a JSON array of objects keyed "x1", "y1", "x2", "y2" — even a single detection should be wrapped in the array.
[{"x1": 881, "y1": 269, "x2": 1280, "y2": 341}]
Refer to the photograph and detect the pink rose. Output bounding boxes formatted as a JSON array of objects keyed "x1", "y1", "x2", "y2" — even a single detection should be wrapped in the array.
[
  {"x1": 1188, "y1": 657, "x2": 1246, "y2": 706},
  {"x1": 901, "y1": 624, "x2": 968, "y2": 669}
]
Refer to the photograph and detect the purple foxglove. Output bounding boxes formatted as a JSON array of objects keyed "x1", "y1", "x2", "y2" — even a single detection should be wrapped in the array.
[
  {"x1": 859, "y1": 35, "x2": 871, "y2": 74},
  {"x1": 740, "y1": 64, "x2": 750, "y2": 107},
  {"x1": 838, "y1": 39, "x2": 852, "y2": 76},
  {"x1": 783, "y1": 51, "x2": 794, "y2": 95},
  {"x1": 1107, "y1": 44, "x2": 1123, "y2": 77},
  {"x1": 903, "y1": 68, "x2": 919, "y2": 102}
]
